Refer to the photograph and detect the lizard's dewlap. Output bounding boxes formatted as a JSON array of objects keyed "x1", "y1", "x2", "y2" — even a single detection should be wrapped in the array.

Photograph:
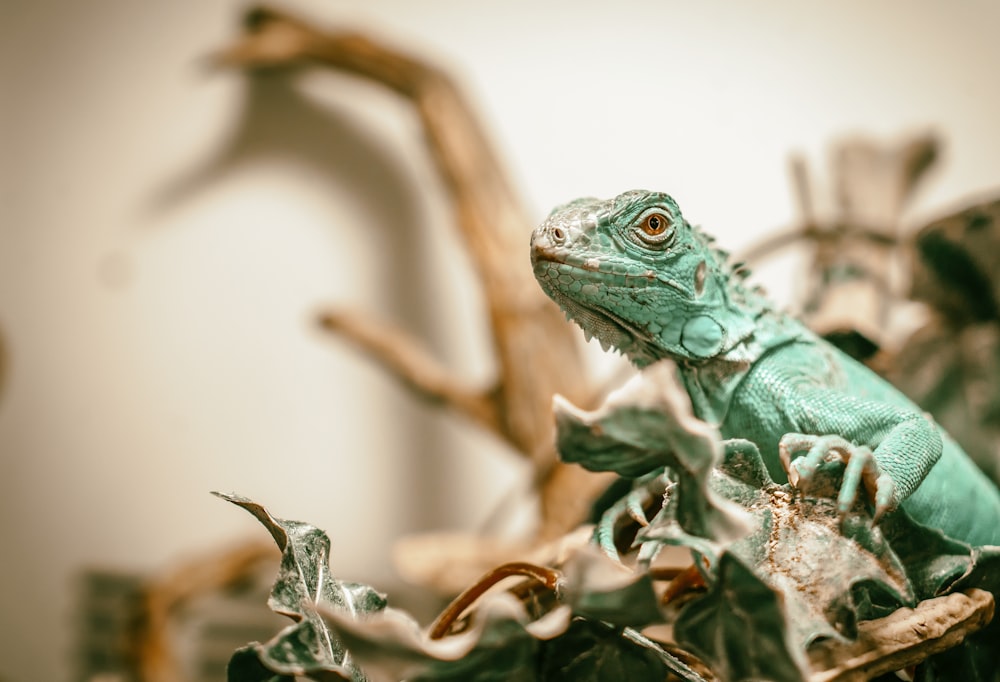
[{"x1": 531, "y1": 261, "x2": 658, "y2": 359}]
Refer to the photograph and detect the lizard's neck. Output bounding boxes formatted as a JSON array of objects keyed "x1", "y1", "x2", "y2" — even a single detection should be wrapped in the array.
[{"x1": 675, "y1": 308, "x2": 806, "y2": 427}]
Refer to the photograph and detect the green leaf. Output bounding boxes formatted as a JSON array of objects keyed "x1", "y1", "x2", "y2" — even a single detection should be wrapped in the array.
[
  {"x1": 880, "y1": 511, "x2": 978, "y2": 599},
  {"x1": 556, "y1": 362, "x2": 751, "y2": 545},
  {"x1": 555, "y1": 402, "x2": 680, "y2": 478},
  {"x1": 216, "y1": 493, "x2": 702, "y2": 681},
  {"x1": 918, "y1": 545, "x2": 1000, "y2": 679},
  {"x1": 227, "y1": 646, "x2": 294, "y2": 682},
  {"x1": 640, "y1": 441, "x2": 914, "y2": 649},
  {"x1": 560, "y1": 545, "x2": 663, "y2": 629},
  {"x1": 214, "y1": 492, "x2": 387, "y2": 680},
  {"x1": 321, "y1": 590, "x2": 708, "y2": 682},
  {"x1": 674, "y1": 552, "x2": 807, "y2": 682},
  {"x1": 319, "y1": 592, "x2": 549, "y2": 681},
  {"x1": 537, "y1": 619, "x2": 689, "y2": 682}
]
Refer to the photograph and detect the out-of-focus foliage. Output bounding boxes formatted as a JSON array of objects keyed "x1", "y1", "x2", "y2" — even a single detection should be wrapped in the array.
[
  {"x1": 221, "y1": 363, "x2": 997, "y2": 681},
  {"x1": 214, "y1": 493, "x2": 387, "y2": 681},
  {"x1": 890, "y1": 198, "x2": 1000, "y2": 485}
]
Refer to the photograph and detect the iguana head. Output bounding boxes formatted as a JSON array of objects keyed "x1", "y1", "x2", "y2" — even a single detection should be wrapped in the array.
[{"x1": 530, "y1": 189, "x2": 759, "y2": 367}]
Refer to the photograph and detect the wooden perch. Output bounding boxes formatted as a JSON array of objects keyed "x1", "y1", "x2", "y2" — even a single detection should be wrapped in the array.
[
  {"x1": 213, "y1": 6, "x2": 610, "y2": 540},
  {"x1": 0, "y1": 325, "x2": 7, "y2": 404},
  {"x1": 318, "y1": 309, "x2": 501, "y2": 435}
]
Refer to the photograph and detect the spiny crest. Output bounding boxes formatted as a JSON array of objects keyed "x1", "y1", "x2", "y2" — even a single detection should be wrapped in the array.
[
  {"x1": 689, "y1": 223, "x2": 745, "y2": 279},
  {"x1": 689, "y1": 223, "x2": 771, "y2": 311},
  {"x1": 612, "y1": 189, "x2": 679, "y2": 217}
]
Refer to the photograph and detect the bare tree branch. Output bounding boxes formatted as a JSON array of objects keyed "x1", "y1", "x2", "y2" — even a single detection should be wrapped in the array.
[
  {"x1": 318, "y1": 309, "x2": 501, "y2": 435},
  {"x1": 213, "y1": 5, "x2": 607, "y2": 540}
]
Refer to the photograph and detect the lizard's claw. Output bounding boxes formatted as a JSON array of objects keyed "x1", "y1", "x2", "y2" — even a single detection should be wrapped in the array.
[
  {"x1": 778, "y1": 433, "x2": 896, "y2": 524},
  {"x1": 595, "y1": 471, "x2": 668, "y2": 562}
]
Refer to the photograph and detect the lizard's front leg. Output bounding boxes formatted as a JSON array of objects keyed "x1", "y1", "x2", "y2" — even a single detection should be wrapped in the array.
[
  {"x1": 779, "y1": 433, "x2": 896, "y2": 521},
  {"x1": 594, "y1": 469, "x2": 669, "y2": 561},
  {"x1": 776, "y1": 394, "x2": 943, "y2": 522}
]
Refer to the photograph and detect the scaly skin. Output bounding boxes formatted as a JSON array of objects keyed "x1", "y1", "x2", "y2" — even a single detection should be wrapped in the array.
[{"x1": 531, "y1": 190, "x2": 1000, "y2": 547}]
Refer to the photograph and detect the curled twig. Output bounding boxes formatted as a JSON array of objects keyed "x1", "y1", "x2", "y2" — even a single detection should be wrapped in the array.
[{"x1": 429, "y1": 562, "x2": 563, "y2": 640}]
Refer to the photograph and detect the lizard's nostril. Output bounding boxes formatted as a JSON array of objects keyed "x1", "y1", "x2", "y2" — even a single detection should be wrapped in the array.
[{"x1": 551, "y1": 227, "x2": 566, "y2": 243}]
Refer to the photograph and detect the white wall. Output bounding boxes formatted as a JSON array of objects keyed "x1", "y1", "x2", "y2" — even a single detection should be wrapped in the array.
[{"x1": 2, "y1": 1, "x2": 999, "y2": 680}]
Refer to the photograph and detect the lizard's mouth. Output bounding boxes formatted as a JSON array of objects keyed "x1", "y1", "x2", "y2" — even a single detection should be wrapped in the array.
[
  {"x1": 532, "y1": 250, "x2": 601, "y2": 272},
  {"x1": 532, "y1": 249, "x2": 684, "y2": 295},
  {"x1": 532, "y1": 250, "x2": 656, "y2": 282},
  {"x1": 532, "y1": 259, "x2": 660, "y2": 362}
]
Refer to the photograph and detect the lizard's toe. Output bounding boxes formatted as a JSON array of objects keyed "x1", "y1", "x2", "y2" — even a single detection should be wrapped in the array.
[
  {"x1": 779, "y1": 433, "x2": 811, "y2": 485},
  {"x1": 779, "y1": 433, "x2": 854, "y2": 490},
  {"x1": 836, "y1": 444, "x2": 876, "y2": 515},
  {"x1": 834, "y1": 444, "x2": 897, "y2": 523},
  {"x1": 871, "y1": 473, "x2": 896, "y2": 525},
  {"x1": 780, "y1": 432, "x2": 896, "y2": 523},
  {"x1": 595, "y1": 471, "x2": 667, "y2": 562}
]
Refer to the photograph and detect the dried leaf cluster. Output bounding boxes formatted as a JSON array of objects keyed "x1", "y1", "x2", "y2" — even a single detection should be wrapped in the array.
[{"x1": 219, "y1": 364, "x2": 997, "y2": 681}]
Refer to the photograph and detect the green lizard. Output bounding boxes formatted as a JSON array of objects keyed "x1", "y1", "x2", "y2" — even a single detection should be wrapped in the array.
[{"x1": 530, "y1": 189, "x2": 1000, "y2": 547}]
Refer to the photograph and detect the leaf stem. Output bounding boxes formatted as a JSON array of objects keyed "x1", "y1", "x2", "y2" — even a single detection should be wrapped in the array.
[
  {"x1": 660, "y1": 564, "x2": 707, "y2": 606},
  {"x1": 429, "y1": 562, "x2": 562, "y2": 640}
]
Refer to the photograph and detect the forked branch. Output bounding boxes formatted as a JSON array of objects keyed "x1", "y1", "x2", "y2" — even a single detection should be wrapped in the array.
[
  {"x1": 318, "y1": 309, "x2": 501, "y2": 436},
  {"x1": 214, "y1": 5, "x2": 605, "y2": 539}
]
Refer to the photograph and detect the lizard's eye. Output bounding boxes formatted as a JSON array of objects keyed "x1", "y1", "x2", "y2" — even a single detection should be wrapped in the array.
[
  {"x1": 641, "y1": 213, "x2": 670, "y2": 236},
  {"x1": 633, "y1": 211, "x2": 675, "y2": 247}
]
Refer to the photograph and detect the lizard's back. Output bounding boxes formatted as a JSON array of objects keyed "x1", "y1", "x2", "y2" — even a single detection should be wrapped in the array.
[
  {"x1": 719, "y1": 332, "x2": 1000, "y2": 547},
  {"x1": 838, "y1": 347, "x2": 1000, "y2": 546}
]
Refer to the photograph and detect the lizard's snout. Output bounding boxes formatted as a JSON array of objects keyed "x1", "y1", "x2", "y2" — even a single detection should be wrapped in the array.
[
  {"x1": 531, "y1": 222, "x2": 566, "y2": 251},
  {"x1": 544, "y1": 224, "x2": 568, "y2": 246},
  {"x1": 530, "y1": 224, "x2": 557, "y2": 263},
  {"x1": 530, "y1": 226, "x2": 563, "y2": 265},
  {"x1": 531, "y1": 217, "x2": 589, "y2": 262}
]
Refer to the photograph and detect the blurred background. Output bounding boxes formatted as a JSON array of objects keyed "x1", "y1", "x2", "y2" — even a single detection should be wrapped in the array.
[{"x1": 2, "y1": 1, "x2": 1000, "y2": 680}]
